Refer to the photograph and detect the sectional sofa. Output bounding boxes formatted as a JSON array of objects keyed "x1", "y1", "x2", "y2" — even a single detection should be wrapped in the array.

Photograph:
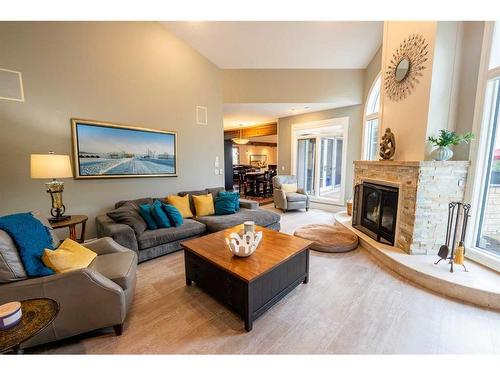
[{"x1": 96, "y1": 187, "x2": 281, "y2": 263}]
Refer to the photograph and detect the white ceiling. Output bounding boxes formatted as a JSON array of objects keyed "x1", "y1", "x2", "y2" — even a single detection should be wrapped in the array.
[
  {"x1": 223, "y1": 103, "x2": 339, "y2": 129},
  {"x1": 162, "y1": 21, "x2": 383, "y2": 69}
]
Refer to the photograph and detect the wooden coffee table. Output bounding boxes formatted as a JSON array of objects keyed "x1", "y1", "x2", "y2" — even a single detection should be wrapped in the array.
[{"x1": 181, "y1": 225, "x2": 313, "y2": 331}]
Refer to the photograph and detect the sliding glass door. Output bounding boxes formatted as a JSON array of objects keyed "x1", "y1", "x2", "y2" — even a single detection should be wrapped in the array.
[
  {"x1": 296, "y1": 138, "x2": 316, "y2": 195},
  {"x1": 295, "y1": 135, "x2": 343, "y2": 203}
]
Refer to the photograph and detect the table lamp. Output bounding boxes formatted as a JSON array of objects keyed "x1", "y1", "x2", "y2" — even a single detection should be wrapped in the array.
[{"x1": 30, "y1": 152, "x2": 73, "y2": 222}]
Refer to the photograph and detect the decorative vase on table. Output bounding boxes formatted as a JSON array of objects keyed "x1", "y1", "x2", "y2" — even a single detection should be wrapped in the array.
[{"x1": 430, "y1": 146, "x2": 453, "y2": 161}]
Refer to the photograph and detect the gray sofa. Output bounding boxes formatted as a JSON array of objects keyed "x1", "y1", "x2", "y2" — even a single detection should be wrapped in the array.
[
  {"x1": 273, "y1": 175, "x2": 310, "y2": 212},
  {"x1": 96, "y1": 187, "x2": 281, "y2": 263},
  {"x1": 0, "y1": 235, "x2": 137, "y2": 349}
]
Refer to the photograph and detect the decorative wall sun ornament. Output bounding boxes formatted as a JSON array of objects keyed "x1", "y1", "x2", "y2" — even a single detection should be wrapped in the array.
[{"x1": 384, "y1": 34, "x2": 429, "y2": 102}]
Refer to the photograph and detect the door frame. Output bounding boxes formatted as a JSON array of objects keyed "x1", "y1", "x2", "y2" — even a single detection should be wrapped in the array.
[{"x1": 290, "y1": 117, "x2": 349, "y2": 205}]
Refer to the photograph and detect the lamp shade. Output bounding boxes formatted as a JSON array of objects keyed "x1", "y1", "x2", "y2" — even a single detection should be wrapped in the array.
[{"x1": 30, "y1": 154, "x2": 73, "y2": 179}]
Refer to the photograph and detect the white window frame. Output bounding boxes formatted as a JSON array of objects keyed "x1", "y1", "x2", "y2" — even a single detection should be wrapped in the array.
[
  {"x1": 361, "y1": 74, "x2": 381, "y2": 160},
  {"x1": 464, "y1": 21, "x2": 500, "y2": 272},
  {"x1": 290, "y1": 117, "x2": 349, "y2": 206}
]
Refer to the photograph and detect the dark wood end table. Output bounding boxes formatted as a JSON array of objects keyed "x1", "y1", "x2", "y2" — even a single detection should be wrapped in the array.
[
  {"x1": 181, "y1": 225, "x2": 312, "y2": 331},
  {"x1": 50, "y1": 215, "x2": 88, "y2": 243},
  {"x1": 0, "y1": 298, "x2": 59, "y2": 354}
]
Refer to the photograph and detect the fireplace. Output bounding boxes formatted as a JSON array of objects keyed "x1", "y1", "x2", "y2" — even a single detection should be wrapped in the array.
[{"x1": 353, "y1": 181, "x2": 399, "y2": 245}]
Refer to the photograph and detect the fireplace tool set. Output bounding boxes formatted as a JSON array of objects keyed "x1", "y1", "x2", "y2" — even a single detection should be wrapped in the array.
[{"x1": 435, "y1": 202, "x2": 471, "y2": 272}]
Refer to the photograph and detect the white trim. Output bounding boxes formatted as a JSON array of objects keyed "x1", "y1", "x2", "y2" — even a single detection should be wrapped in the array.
[
  {"x1": 290, "y1": 117, "x2": 349, "y2": 205},
  {"x1": 464, "y1": 21, "x2": 500, "y2": 271},
  {"x1": 466, "y1": 247, "x2": 500, "y2": 273},
  {"x1": 0, "y1": 68, "x2": 24, "y2": 102}
]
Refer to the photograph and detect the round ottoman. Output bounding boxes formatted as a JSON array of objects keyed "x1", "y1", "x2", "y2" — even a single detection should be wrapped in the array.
[{"x1": 294, "y1": 224, "x2": 359, "y2": 253}]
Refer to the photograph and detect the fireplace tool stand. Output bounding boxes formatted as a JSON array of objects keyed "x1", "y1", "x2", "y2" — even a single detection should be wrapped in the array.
[{"x1": 434, "y1": 202, "x2": 471, "y2": 273}]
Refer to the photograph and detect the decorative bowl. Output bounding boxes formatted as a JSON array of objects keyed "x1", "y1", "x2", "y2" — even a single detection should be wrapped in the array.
[
  {"x1": 225, "y1": 231, "x2": 263, "y2": 257},
  {"x1": 0, "y1": 301, "x2": 22, "y2": 330}
]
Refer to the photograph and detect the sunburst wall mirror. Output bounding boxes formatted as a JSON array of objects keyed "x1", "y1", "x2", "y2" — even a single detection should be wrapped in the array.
[{"x1": 384, "y1": 34, "x2": 429, "y2": 101}]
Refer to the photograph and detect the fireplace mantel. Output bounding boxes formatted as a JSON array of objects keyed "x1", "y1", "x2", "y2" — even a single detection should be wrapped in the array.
[
  {"x1": 354, "y1": 160, "x2": 470, "y2": 168},
  {"x1": 353, "y1": 160, "x2": 469, "y2": 255}
]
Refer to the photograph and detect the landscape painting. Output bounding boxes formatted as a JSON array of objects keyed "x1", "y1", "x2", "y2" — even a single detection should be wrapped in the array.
[{"x1": 71, "y1": 119, "x2": 177, "y2": 178}]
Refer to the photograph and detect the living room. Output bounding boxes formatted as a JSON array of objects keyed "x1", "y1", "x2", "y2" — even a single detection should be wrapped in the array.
[{"x1": 1, "y1": 0, "x2": 500, "y2": 373}]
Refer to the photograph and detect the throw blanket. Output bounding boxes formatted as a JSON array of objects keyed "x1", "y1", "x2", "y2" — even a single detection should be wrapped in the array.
[{"x1": 0, "y1": 212, "x2": 55, "y2": 277}]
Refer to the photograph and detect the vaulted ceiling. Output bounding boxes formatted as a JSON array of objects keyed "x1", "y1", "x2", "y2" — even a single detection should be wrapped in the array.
[{"x1": 162, "y1": 21, "x2": 383, "y2": 69}]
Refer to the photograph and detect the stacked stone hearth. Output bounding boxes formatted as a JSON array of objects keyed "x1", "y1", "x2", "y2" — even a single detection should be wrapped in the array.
[{"x1": 353, "y1": 160, "x2": 469, "y2": 255}]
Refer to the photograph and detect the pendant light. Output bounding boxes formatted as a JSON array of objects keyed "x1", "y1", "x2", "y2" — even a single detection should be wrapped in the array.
[{"x1": 232, "y1": 124, "x2": 249, "y2": 145}]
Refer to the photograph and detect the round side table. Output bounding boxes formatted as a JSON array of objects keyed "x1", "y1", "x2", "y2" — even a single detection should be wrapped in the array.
[
  {"x1": 0, "y1": 298, "x2": 59, "y2": 354},
  {"x1": 50, "y1": 215, "x2": 88, "y2": 243}
]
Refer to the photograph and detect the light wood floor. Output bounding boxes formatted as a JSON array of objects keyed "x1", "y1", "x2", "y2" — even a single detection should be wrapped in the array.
[{"x1": 33, "y1": 207, "x2": 500, "y2": 354}]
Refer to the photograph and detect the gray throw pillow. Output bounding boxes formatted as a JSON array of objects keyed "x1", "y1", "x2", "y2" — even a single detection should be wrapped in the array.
[
  {"x1": 0, "y1": 229, "x2": 28, "y2": 283},
  {"x1": 107, "y1": 202, "x2": 147, "y2": 236}
]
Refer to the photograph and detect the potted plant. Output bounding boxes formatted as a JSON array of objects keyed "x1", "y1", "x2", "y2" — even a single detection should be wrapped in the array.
[{"x1": 427, "y1": 130, "x2": 474, "y2": 161}]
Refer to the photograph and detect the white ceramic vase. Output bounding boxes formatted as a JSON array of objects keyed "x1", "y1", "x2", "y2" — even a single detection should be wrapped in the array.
[
  {"x1": 225, "y1": 231, "x2": 263, "y2": 257},
  {"x1": 430, "y1": 146, "x2": 453, "y2": 161}
]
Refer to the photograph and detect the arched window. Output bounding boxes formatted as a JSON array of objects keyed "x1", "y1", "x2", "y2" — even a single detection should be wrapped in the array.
[{"x1": 363, "y1": 75, "x2": 381, "y2": 160}]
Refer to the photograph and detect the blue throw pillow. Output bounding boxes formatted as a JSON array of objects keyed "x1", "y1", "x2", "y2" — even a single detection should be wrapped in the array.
[
  {"x1": 162, "y1": 203, "x2": 184, "y2": 227},
  {"x1": 139, "y1": 204, "x2": 158, "y2": 230},
  {"x1": 150, "y1": 200, "x2": 171, "y2": 228},
  {"x1": 219, "y1": 191, "x2": 240, "y2": 211},
  {"x1": 0, "y1": 212, "x2": 55, "y2": 277},
  {"x1": 214, "y1": 196, "x2": 237, "y2": 215}
]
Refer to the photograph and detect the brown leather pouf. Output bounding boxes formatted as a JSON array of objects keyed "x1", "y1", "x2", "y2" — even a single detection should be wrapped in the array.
[{"x1": 294, "y1": 224, "x2": 359, "y2": 253}]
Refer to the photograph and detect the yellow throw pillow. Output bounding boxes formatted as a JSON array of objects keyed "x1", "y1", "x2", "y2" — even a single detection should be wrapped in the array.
[
  {"x1": 281, "y1": 183, "x2": 298, "y2": 193},
  {"x1": 42, "y1": 238, "x2": 97, "y2": 273},
  {"x1": 167, "y1": 194, "x2": 193, "y2": 218},
  {"x1": 192, "y1": 193, "x2": 215, "y2": 217}
]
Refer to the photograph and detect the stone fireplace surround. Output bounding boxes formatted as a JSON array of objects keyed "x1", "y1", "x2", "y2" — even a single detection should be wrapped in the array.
[{"x1": 353, "y1": 160, "x2": 469, "y2": 255}]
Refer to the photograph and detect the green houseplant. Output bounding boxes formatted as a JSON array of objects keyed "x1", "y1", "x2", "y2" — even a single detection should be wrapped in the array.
[{"x1": 427, "y1": 130, "x2": 474, "y2": 161}]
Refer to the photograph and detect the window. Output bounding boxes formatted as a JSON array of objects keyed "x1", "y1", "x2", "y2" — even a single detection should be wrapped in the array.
[
  {"x1": 363, "y1": 75, "x2": 381, "y2": 160},
  {"x1": 468, "y1": 22, "x2": 500, "y2": 271},
  {"x1": 232, "y1": 146, "x2": 239, "y2": 165},
  {"x1": 475, "y1": 23, "x2": 500, "y2": 258}
]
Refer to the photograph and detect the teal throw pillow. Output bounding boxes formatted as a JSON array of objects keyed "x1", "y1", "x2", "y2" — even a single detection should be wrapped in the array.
[
  {"x1": 214, "y1": 196, "x2": 237, "y2": 215},
  {"x1": 219, "y1": 191, "x2": 240, "y2": 211},
  {"x1": 139, "y1": 204, "x2": 158, "y2": 230},
  {"x1": 162, "y1": 203, "x2": 184, "y2": 227},
  {"x1": 151, "y1": 200, "x2": 171, "y2": 228}
]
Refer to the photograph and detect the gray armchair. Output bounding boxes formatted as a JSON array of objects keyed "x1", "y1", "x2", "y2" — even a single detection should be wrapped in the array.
[
  {"x1": 0, "y1": 233, "x2": 137, "y2": 349},
  {"x1": 272, "y1": 175, "x2": 310, "y2": 212}
]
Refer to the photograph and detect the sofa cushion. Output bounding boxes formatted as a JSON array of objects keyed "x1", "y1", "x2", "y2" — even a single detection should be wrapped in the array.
[
  {"x1": 192, "y1": 193, "x2": 215, "y2": 217},
  {"x1": 214, "y1": 195, "x2": 237, "y2": 215},
  {"x1": 162, "y1": 203, "x2": 183, "y2": 227},
  {"x1": 206, "y1": 187, "x2": 225, "y2": 199},
  {"x1": 107, "y1": 202, "x2": 147, "y2": 236},
  {"x1": 286, "y1": 192, "x2": 307, "y2": 202},
  {"x1": 194, "y1": 208, "x2": 280, "y2": 233},
  {"x1": 139, "y1": 204, "x2": 159, "y2": 230},
  {"x1": 177, "y1": 189, "x2": 209, "y2": 214},
  {"x1": 150, "y1": 200, "x2": 171, "y2": 228},
  {"x1": 89, "y1": 251, "x2": 136, "y2": 290},
  {"x1": 137, "y1": 219, "x2": 206, "y2": 250},
  {"x1": 115, "y1": 197, "x2": 154, "y2": 210},
  {"x1": 31, "y1": 210, "x2": 61, "y2": 248},
  {"x1": 167, "y1": 194, "x2": 194, "y2": 218},
  {"x1": 42, "y1": 238, "x2": 97, "y2": 273},
  {"x1": 0, "y1": 229, "x2": 27, "y2": 283}
]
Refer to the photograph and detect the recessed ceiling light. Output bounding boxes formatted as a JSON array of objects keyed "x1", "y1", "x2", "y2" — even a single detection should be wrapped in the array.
[{"x1": 304, "y1": 106, "x2": 310, "y2": 109}]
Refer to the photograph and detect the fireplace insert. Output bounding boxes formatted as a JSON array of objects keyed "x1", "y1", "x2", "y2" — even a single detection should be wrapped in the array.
[{"x1": 352, "y1": 182, "x2": 399, "y2": 245}]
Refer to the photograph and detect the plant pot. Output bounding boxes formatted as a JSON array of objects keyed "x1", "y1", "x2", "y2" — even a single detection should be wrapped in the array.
[{"x1": 430, "y1": 146, "x2": 453, "y2": 161}]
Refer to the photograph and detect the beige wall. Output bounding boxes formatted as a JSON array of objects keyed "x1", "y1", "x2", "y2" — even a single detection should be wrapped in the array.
[
  {"x1": 380, "y1": 21, "x2": 438, "y2": 161},
  {"x1": 454, "y1": 22, "x2": 485, "y2": 160},
  {"x1": 363, "y1": 47, "x2": 382, "y2": 101},
  {"x1": 223, "y1": 69, "x2": 364, "y2": 105},
  {"x1": 0, "y1": 22, "x2": 224, "y2": 238},
  {"x1": 234, "y1": 144, "x2": 277, "y2": 165},
  {"x1": 277, "y1": 105, "x2": 363, "y2": 202}
]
